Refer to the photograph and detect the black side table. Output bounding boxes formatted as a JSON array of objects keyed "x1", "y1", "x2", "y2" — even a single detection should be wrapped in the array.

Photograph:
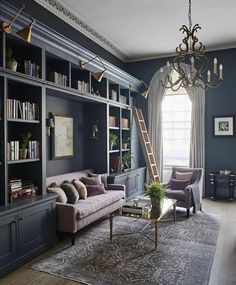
[{"x1": 209, "y1": 173, "x2": 235, "y2": 200}]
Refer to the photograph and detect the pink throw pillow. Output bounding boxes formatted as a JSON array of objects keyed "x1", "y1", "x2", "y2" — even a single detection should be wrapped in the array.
[
  {"x1": 86, "y1": 184, "x2": 106, "y2": 197},
  {"x1": 169, "y1": 178, "x2": 190, "y2": 190}
]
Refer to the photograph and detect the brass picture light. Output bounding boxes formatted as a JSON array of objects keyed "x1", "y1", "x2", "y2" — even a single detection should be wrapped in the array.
[
  {"x1": 1, "y1": 4, "x2": 35, "y2": 43},
  {"x1": 80, "y1": 55, "x2": 107, "y2": 82}
]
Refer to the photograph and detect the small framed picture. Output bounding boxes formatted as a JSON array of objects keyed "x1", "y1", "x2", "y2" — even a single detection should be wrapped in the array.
[
  {"x1": 214, "y1": 116, "x2": 234, "y2": 136},
  {"x1": 52, "y1": 114, "x2": 74, "y2": 159}
]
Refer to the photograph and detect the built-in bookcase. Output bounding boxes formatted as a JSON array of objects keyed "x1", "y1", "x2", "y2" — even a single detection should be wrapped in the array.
[
  {"x1": 6, "y1": 34, "x2": 42, "y2": 78},
  {"x1": 46, "y1": 51, "x2": 69, "y2": 87}
]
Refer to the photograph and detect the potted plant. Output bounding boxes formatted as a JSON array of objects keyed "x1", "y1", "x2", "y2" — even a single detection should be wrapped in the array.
[
  {"x1": 144, "y1": 181, "x2": 166, "y2": 217},
  {"x1": 121, "y1": 152, "x2": 133, "y2": 171},
  {"x1": 19, "y1": 131, "x2": 32, "y2": 159},
  {"x1": 109, "y1": 132, "x2": 118, "y2": 150},
  {"x1": 6, "y1": 47, "x2": 17, "y2": 71},
  {"x1": 122, "y1": 137, "x2": 130, "y2": 149}
]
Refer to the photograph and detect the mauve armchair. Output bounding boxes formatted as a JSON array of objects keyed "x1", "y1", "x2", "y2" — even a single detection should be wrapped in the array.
[{"x1": 163, "y1": 167, "x2": 203, "y2": 218}]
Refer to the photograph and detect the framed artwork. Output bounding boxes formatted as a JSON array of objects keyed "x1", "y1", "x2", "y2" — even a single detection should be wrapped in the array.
[
  {"x1": 214, "y1": 116, "x2": 234, "y2": 136},
  {"x1": 52, "y1": 114, "x2": 73, "y2": 158}
]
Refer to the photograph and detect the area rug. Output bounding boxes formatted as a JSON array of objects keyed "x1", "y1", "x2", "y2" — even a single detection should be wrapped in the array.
[{"x1": 32, "y1": 212, "x2": 220, "y2": 285}]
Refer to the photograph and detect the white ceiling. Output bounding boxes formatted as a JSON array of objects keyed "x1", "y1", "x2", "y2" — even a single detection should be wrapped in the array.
[{"x1": 36, "y1": 0, "x2": 236, "y2": 62}]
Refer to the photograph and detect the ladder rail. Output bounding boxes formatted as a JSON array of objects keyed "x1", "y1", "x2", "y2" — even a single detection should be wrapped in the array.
[{"x1": 133, "y1": 107, "x2": 160, "y2": 182}]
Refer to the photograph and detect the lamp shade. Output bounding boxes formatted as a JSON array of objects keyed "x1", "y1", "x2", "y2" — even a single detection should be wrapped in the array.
[
  {"x1": 16, "y1": 21, "x2": 34, "y2": 43},
  {"x1": 93, "y1": 70, "x2": 106, "y2": 82}
]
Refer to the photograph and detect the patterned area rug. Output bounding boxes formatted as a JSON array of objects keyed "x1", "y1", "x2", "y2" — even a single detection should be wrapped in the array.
[{"x1": 32, "y1": 211, "x2": 220, "y2": 285}]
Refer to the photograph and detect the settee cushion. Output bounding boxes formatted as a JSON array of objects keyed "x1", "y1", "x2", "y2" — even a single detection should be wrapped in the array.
[
  {"x1": 80, "y1": 175, "x2": 102, "y2": 185},
  {"x1": 48, "y1": 186, "x2": 67, "y2": 203},
  {"x1": 169, "y1": 178, "x2": 190, "y2": 190},
  {"x1": 86, "y1": 183, "x2": 106, "y2": 197},
  {"x1": 73, "y1": 179, "x2": 87, "y2": 199},
  {"x1": 166, "y1": 189, "x2": 186, "y2": 201},
  {"x1": 75, "y1": 190, "x2": 124, "y2": 219},
  {"x1": 175, "y1": 171, "x2": 193, "y2": 181},
  {"x1": 61, "y1": 182, "x2": 79, "y2": 204}
]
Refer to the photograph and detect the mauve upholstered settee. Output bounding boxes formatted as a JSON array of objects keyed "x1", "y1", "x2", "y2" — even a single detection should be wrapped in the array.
[{"x1": 46, "y1": 169, "x2": 125, "y2": 245}]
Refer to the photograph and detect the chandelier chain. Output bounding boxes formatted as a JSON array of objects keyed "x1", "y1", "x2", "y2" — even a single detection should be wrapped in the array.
[{"x1": 188, "y1": 0, "x2": 192, "y2": 29}]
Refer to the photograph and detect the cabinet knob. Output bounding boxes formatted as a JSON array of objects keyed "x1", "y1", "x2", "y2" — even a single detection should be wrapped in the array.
[
  {"x1": 12, "y1": 220, "x2": 18, "y2": 224},
  {"x1": 18, "y1": 217, "x2": 25, "y2": 221}
]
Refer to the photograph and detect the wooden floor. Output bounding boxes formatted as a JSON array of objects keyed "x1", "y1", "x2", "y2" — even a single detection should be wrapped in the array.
[{"x1": 0, "y1": 198, "x2": 235, "y2": 285}]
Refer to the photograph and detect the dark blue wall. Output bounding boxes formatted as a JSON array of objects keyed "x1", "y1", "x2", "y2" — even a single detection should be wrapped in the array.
[
  {"x1": 46, "y1": 95, "x2": 84, "y2": 177},
  {"x1": 127, "y1": 48, "x2": 236, "y2": 197}
]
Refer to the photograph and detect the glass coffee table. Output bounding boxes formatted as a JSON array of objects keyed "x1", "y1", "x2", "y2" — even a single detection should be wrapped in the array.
[{"x1": 109, "y1": 196, "x2": 177, "y2": 250}]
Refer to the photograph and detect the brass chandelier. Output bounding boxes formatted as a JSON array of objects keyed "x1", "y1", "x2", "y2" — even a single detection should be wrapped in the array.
[{"x1": 160, "y1": 0, "x2": 223, "y2": 91}]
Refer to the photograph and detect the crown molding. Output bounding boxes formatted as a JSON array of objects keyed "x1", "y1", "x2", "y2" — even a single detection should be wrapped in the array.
[
  {"x1": 0, "y1": 1, "x2": 142, "y2": 91},
  {"x1": 34, "y1": 0, "x2": 127, "y2": 62}
]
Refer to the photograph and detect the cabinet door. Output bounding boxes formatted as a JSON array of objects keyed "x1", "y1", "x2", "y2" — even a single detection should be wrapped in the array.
[
  {"x1": 137, "y1": 168, "x2": 145, "y2": 194},
  {"x1": 18, "y1": 201, "x2": 56, "y2": 255},
  {"x1": 126, "y1": 172, "x2": 138, "y2": 199},
  {"x1": 0, "y1": 214, "x2": 17, "y2": 269}
]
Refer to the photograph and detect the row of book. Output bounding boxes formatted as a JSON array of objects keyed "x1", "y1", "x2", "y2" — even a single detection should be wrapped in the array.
[
  {"x1": 9, "y1": 177, "x2": 38, "y2": 203},
  {"x1": 24, "y1": 60, "x2": 40, "y2": 78},
  {"x1": 8, "y1": 140, "x2": 40, "y2": 161},
  {"x1": 7, "y1": 99, "x2": 39, "y2": 120},
  {"x1": 49, "y1": 71, "x2": 68, "y2": 86},
  {"x1": 73, "y1": 80, "x2": 89, "y2": 93}
]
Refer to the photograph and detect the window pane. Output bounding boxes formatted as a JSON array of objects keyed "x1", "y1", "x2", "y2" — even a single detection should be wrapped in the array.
[{"x1": 162, "y1": 74, "x2": 191, "y2": 179}]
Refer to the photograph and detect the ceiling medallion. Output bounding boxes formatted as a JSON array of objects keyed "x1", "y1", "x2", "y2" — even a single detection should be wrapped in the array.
[{"x1": 160, "y1": 0, "x2": 223, "y2": 91}]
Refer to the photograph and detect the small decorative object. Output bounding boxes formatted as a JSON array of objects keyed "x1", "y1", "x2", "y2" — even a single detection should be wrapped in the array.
[
  {"x1": 133, "y1": 198, "x2": 139, "y2": 207},
  {"x1": 142, "y1": 206, "x2": 151, "y2": 218},
  {"x1": 121, "y1": 152, "x2": 133, "y2": 171},
  {"x1": 109, "y1": 132, "x2": 118, "y2": 150},
  {"x1": 6, "y1": 47, "x2": 17, "y2": 71},
  {"x1": 19, "y1": 131, "x2": 32, "y2": 159},
  {"x1": 46, "y1": 114, "x2": 55, "y2": 136},
  {"x1": 214, "y1": 116, "x2": 234, "y2": 136},
  {"x1": 52, "y1": 115, "x2": 73, "y2": 159},
  {"x1": 122, "y1": 137, "x2": 130, "y2": 149},
  {"x1": 95, "y1": 90, "x2": 101, "y2": 96},
  {"x1": 144, "y1": 181, "x2": 166, "y2": 218},
  {"x1": 219, "y1": 170, "x2": 225, "y2": 175},
  {"x1": 91, "y1": 120, "x2": 99, "y2": 140},
  {"x1": 224, "y1": 169, "x2": 231, "y2": 175}
]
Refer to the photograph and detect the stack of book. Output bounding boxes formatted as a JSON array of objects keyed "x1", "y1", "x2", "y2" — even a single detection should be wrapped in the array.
[
  {"x1": 49, "y1": 71, "x2": 68, "y2": 86},
  {"x1": 24, "y1": 60, "x2": 40, "y2": 78},
  {"x1": 9, "y1": 177, "x2": 38, "y2": 203},
  {"x1": 122, "y1": 198, "x2": 150, "y2": 215},
  {"x1": 8, "y1": 140, "x2": 40, "y2": 161},
  {"x1": 73, "y1": 80, "x2": 89, "y2": 93},
  {"x1": 7, "y1": 99, "x2": 39, "y2": 120}
]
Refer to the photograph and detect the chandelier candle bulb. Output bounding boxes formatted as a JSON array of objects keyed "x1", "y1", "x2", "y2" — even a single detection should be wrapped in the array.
[
  {"x1": 219, "y1": 64, "x2": 223, "y2": 80},
  {"x1": 214, "y1": 58, "x2": 217, "y2": 74},
  {"x1": 207, "y1": 70, "x2": 211, "y2": 82},
  {"x1": 166, "y1": 61, "x2": 170, "y2": 67}
]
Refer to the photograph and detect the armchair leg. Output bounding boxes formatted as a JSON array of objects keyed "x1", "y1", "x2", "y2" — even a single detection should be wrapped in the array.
[
  {"x1": 187, "y1": 209, "x2": 190, "y2": 218},
  {"x1": 193, "y1": 206, "x2": 196, "y2": 214},
  {"x1": 71, "y1": 234, "x2": 75, "y2": 246},
  {"x1": 200, "y1": 203, "x2": 203, "y2": 211}
]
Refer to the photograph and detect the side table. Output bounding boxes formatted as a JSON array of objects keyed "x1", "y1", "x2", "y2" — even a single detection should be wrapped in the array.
[{"x1": 209, "y1": 173, "x2": 235, "y2": 200}]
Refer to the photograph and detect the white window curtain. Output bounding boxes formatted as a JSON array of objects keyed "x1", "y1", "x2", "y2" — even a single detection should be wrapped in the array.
[{"x1": 148, "y1": 64, "x2": 205, "y2": 188}]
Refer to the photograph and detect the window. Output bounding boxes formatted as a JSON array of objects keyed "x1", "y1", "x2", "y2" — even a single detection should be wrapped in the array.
[{"x1": 162, "y1": 72, "x2": 192, "y2": 181}]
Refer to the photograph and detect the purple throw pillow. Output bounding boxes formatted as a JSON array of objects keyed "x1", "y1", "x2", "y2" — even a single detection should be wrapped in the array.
[
  {"x1": 86, "y1": 184, "x2": 106, "y2": 197},
  {"x1": 169, "y1": 178, "x2": 190, "y2": 190}
]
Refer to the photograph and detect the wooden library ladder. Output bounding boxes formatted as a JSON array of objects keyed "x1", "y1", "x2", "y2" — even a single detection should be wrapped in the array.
[{"x1": 133, "y1": 107, "x2": 160, "y2": 182}]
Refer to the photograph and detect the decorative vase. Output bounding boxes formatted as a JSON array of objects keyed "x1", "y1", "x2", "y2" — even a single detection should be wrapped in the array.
[
  {"x1": 19, "y1": 149, "x2": 28, "y2": 159},
  {"x1": 110, "y1": 142, "x2": 114, "y2": 150},
  {"x1": 122, "y1": 143, "x2": 128, "y2": 149},
  {"x1": 150, "y1": 198, "x2": 161, "y2": 218},
  {"x1": 6, "y1": 61, "x2": 17, "y2": 72}
]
